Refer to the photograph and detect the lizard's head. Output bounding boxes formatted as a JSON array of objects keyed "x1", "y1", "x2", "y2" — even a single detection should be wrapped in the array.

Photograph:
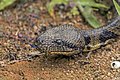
[
  {"x1": 34, "y1": 34, "x2": 77, "y2": 55},
  {"x1": 34, "y1": 25, "x2": 81, "y2": 55}
]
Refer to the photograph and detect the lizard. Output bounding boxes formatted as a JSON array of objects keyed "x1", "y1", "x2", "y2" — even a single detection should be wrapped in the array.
[
  {"x1": 34, "y1": 16, "x2": 120, "y2": 56},
  {"x1": 1, "y1": 16, "x2": 120, "y2": 66},
  {"x1": 1, "y1": 16, "x2": 120, "y2": 67}
]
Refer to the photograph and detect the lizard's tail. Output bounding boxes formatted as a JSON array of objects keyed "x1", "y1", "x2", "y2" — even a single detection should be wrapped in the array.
[{"x1": 104, "y1": 16, "x2": 120, "y2": 35}]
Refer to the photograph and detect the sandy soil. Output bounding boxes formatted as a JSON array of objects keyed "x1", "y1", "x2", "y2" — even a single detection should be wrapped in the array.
[{"x1": 0, "y1": 0, "x2": 120, "y2": 80}]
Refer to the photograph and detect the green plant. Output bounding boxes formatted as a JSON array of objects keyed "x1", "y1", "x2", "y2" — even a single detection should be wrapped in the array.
[
  {"x1": 0, "y1": 0, "x2": 15, "y2": 10},
  {"x1": 47, "y1": 0, "x2": 108, "y2": 28},
  {"x1": 113, "y1": 0, "x2": 120, "y2": 15}
]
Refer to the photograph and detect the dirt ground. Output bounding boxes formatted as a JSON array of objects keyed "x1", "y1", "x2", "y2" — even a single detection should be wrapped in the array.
[{"x1": 0, "y1": 0, "x2": 120, "y2": 80}]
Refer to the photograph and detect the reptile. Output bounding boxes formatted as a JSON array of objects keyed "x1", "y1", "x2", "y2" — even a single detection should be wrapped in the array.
[{"x1": 34, "y1": 16, "x2": 120, "y2": 56}]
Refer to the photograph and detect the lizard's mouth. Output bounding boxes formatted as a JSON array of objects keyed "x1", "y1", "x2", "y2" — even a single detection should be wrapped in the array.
[
  {"x1": 48, "y1": 50, "x2": 80, "y2": 56},
  {"x1": 35, "y1": 43, "x2": 81, "y2": 56}
]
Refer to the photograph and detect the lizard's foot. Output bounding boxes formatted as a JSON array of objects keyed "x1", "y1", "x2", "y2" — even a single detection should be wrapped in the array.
[
  {"x1": 85, "y1": 51, "x2": 92, "y2": 59},
  {"x1": 0, "y1": 51, "x2": 42, "y2": 66}
]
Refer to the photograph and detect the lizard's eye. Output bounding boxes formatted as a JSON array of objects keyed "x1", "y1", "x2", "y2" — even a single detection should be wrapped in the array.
[{"x1": 53, "y1": 39, "x2": 64, "y2": 45}]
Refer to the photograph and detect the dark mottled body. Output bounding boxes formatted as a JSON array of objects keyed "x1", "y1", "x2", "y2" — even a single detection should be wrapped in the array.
[{"x1": 34, "y1": 16, "x2": 120, "y2": 55}]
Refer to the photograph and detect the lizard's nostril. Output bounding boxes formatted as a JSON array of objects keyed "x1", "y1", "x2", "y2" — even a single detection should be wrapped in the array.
[{"x1": 39, "y1": 40, "x2": 44, "y2": 43}]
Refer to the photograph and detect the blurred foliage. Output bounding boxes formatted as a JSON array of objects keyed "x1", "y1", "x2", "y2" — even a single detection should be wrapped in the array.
[
  {"x1": 0, "y1": 0, "x2": 16, "y2": 10},
  {"x1": 0, "y1": 0, "x2": 115, "y2": 28},
  {"x1": 47, "y1": 0, "x2": 109, "y2": 28},
  {"x1": 113, "y1": 0, "x2": 120, "y2": 15}
]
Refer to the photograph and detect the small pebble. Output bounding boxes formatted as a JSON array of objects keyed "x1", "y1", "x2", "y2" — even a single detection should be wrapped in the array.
[{"x1": 111, "y1": 61, "x2": 120, "y2": 69}]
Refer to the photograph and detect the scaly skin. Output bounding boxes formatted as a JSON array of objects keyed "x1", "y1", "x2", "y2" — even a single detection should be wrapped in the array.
[{"x1": 34, "y1": 16, "x2": 120, "y2": 56}]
